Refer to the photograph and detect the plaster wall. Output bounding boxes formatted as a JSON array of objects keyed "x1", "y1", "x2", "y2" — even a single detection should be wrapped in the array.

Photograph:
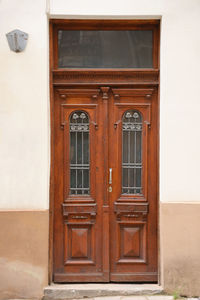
[
  {"x1": 0, "y1": 0, "x2": 200, "y2": 298},
  {"x1": 0, "y1": 0, "x2": 49, "y2": 210},
  {"x1": 0, "y1": 211, "x2": 49, "y2": 300},
  {"x1": 160, "y1": 203, "x2": 200, "y2": 297},
  {"x1": 0, "y1": 0, "x2": 200, "y2": 210},
  {"x1": 49, "y1": 0, "x2": 200, "y2": 203}
]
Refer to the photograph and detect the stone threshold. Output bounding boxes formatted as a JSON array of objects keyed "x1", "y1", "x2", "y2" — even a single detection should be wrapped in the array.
[{"x1": 43, "y1": 284, "x2": 163, "y2": 300}]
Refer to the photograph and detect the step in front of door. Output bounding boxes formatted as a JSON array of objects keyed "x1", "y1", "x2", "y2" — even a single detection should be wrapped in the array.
[{"x1": 43, "y1": 284, "x2": 163, "y2": 300}]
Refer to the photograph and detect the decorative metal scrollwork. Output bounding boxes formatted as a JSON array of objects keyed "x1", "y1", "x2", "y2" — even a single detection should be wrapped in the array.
[
  {"x1": 123, "y1": 124, "x2": 142, "y2": 131},
  {"x1": 122, "y1": 110, "x2": 143, "y2": 195},
  {"x1": 70, "y1": 112, "x2": 89, "y2": 132},
  {"x1": 70, "y1": 111, "x2": 90, "y2": 195}
]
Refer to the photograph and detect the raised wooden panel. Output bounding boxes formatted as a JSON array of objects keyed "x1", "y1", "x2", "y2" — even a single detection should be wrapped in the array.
[
  {"x1": 71, "y1": 228, "x2": 88, "y2": 258},
  {"x1": 118, "y1": 223, "x2": 146, "y2": 263},
  {"x1": 123, "y1": 227, "x2": 140, "y2": 257},
  {"x1": 64, "y1": 223, "x2": 94, "y2": 265}
]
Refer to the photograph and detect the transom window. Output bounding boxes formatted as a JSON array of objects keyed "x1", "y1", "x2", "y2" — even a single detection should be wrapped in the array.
[{"x1": 58, "y1": 30, "x2": 153, "y2": 68}]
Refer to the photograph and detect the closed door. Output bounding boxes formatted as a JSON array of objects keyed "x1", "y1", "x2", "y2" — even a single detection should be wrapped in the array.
[{"x1": 53, "y1": 85, "x2": 158, "y2": 282}]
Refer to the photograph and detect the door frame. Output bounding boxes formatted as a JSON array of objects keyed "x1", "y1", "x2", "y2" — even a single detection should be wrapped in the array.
[{"x1": 49, "y1": 19, "x2": 160, "y2": 283}]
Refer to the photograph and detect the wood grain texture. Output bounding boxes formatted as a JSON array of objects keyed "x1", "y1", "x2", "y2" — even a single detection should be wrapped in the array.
[
  {"x1": 109, "y1": 87, "x2": 158, "y2": 281},
  {"x1": 50, "y1": 19, "x2": 159, "y2": 283},
  {"x1": 53, "y1": 70, "x2": 159, "y2": 86}
]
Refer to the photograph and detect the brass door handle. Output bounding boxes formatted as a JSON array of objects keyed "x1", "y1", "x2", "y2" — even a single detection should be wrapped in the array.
[{"x1": 109, "y1": 168, "x2": 112, "y2": 184}]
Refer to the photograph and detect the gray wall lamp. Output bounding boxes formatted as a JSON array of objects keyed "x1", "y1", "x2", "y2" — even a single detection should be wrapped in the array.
[{"x1": 6, "y1": 29, "x2": 28, "y2": 53}]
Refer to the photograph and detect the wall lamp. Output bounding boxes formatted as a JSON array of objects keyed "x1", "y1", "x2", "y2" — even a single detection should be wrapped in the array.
[{"x1": 6, "y1": 29, "x2": 28, "y2": 53}]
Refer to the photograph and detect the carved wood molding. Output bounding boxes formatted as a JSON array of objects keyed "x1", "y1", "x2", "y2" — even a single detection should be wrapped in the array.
[
  {"x1": 60, "y1": 103, "x2": 97, "y2": 128},
  {"x1": 100, "y1": 87, "x2": 110, "y2": 100},
  {"x1": 57, "y1": 88, "x2": 100, "y2": 100},
  {"x1": 62, "y1": 203, "x2": 97, "y2": 223},
  {"x1": 111, "y1": 88, "x2": 154, "y2": 99},
  {"x1": 114, "y1": 202, "x2": 149, "y2": 221},
  {"x1": 114, "y1": 202, "x2": 149, "y2": 213},
  {"x1": 114, "y1": 102, "x2": 152, "y2": 128},
  {"x1": 53, "y1": 70, "x2": 159, "y2": 86}
]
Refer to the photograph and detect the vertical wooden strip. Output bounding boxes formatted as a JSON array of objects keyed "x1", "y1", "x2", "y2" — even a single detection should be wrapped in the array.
[
  {"x1": 101, "y1": 87, "x2": 110, "y2": 206},
  {"x1": 49, "y1": 19, "x2": 54, "y2": 284},
  {"x1": 100, "y1": 87, "x2": 110, "y2": 281},
  {"x1": 102, "y1": 205, "x2": 109, "y2": 281}
]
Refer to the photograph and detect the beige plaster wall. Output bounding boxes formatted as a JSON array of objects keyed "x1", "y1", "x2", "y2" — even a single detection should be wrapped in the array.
[
  {"x1": 0, "y1": 0, "x2": 200, "y2": 211},
  {"x1": 0, "y1": 0, "x2": 49, "y2": 210},
  {"x1": 1, "y1": 205, "x2": 200, "y2": 298},
  {"x1": 0, "y1": 0, "x2": 200, "y2": 298},
  {"x1": 0, "y1": 211, "x2": 49, "y2": 300},
  {"x1": 160, "y1": 203, "x2": 200, "y2": 297},
  {"x1": 49, "y1": 0, "x2": 200, "y2": 205}
]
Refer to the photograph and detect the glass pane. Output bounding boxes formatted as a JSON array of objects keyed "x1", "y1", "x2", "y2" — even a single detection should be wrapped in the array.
[
  {"x1": 83, "y1": 132, "x2": 89, "y2": 164},
  {"x1": 70, "y1": 132, "x2": 76, "y2": 164},
  {"x1": 122, "y1": 110, "x2": 142, "y2": 195},
  {"x1": 69, "y1": 111, "x2": 90, "y2": 195},
  {"x1": 58, "y1": 30, "x2": 153, "y2": 68},
  {"x1": 136, "y1": 131, "x2": 142, "y2": 163},
  {"x1": 130, "y1": 131, "x2": 135, "y2": 163},
  {"x1": 83, "y1": 169, "x2": 89, "y2": 188},
  {"x1": 122, "y1": 131, "x2": 128, "y2": 164},
  {"x1": 70, "y1": 169, "x2": 76, "y2": 189}
]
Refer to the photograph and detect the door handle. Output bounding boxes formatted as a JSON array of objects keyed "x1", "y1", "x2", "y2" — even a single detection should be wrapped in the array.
[{"x1": 109, "y1": 168, "x2": 112, "y2": 185}]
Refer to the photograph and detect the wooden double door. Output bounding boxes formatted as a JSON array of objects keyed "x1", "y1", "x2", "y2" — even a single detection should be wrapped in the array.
[{"x1": 53, "y1": 84, "x2": 158, "y2": 282}]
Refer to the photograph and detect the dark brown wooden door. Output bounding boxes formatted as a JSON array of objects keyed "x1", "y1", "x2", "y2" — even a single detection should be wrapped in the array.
[{"x1": 53, "y1": 84, "x2": 158, "y2": 282}]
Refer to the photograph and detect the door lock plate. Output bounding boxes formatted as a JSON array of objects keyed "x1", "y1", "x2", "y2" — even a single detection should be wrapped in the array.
[{"x1": 108, "y1": 186, "x2": 112, "y2": 192}]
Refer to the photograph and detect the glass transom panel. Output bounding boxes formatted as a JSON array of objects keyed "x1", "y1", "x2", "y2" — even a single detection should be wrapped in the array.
[
  {"x1": 122, "y1": 110, "x2": 142, "y2": 194},
  {"x1": 70, "y1": 111, "x2": 90, "y2": 195},
  {"x1": 58, "y1": 30, "x2": 153, "y2": 68}
]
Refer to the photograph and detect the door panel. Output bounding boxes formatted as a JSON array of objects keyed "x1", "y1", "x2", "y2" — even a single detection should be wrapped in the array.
[
  {"x1": 53, "y1": 86, "x2": 158, "y2": 282},
  {"x1": 109, "y1": 88, "x2": 158, "y2": 281},
  {"x1": 53, "y1": 88, "x2": 109, "y2": 282}
]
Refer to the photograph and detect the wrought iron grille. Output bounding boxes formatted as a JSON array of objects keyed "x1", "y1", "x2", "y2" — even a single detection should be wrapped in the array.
[
  {"x1": 122, "y1": 110, "x2": 142, "y2": 194},
  {"x1": 69, "y1": 111, "x2": 90, "y2": 195}
]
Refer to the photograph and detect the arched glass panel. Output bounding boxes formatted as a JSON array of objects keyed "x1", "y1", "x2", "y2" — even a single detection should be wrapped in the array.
[
  {"x1": 122, "y1": 110, "x2": 142, "y2": 194},
  {"x1": 70, "y1": 111, "x2": 90, "y2": 195}
]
